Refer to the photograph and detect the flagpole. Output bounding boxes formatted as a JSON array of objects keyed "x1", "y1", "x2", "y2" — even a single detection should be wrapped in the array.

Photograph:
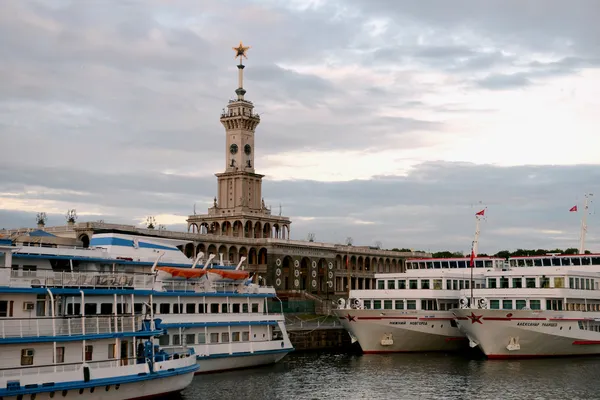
[
  {"x1": 470, "y1": 241, "x2": 474, "y2": 308},
  {"x1": 579, "y1": 193, "x2": 593, "y2": 254}
]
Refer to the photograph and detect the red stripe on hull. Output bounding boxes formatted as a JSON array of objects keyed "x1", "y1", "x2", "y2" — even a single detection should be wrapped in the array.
[
  {"x1": 419, "y1": 317, "x2": 454, "y2": 321},
  {"x1": 572, "y1": 340, "x2": 600, "y2": 345},
  {"x1": 483, "y1": 317, "x2": 546, "y2": 321},
  {"x1": 358, "y1": 316, "x2": 418, "y2": 320}
]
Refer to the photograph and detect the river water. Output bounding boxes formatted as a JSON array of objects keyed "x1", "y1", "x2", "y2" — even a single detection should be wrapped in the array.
[{"x1": 180, "y1": 351, "x2": 600, "y2": 399}]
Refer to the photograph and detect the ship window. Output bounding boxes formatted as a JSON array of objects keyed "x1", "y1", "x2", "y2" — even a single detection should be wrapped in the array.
[
  {"x1": 465, "y1": 280, "x2": 470, "y2": 290},
  {"x1": 108, "y1": 344, "x2": 116, "y2": 359},
  {"x1": 406, "y1": 300, "x2": 416, "y2": 310},
  {"x1": 526, "y1": 278, "x2": 536, "y2": 288},
  {"x1": 198, "y1": 303, "x2": 206, "y2": 314},
  {"x1": 395, "y1": 300, "x2": 404, "y2": 310},
  {"x1": 221, "y1": 332, "x2": 229, "y2": 343},
  {"x1": 487, "y1": 278, "x2": 497, "y2": 289},
  {"x1": 232, "y1": 332, "x2": 240, "y2": 342},
  {"x1": 421, "y1": 300, "x2": 437, "y2": 311},
  {"x1": 210, "y1": 304, "x2": 219, "y2": 313},
  {"x1": 502, "y1": 300, "x2": 513, "y2": 309},
  {"x1": 0, "y1": 300, "x2": 8, "y2": 317},
  {"x1": 554, "y1": 277, "x2": 564, "y2": 288},
  {"x1": 172, "y1": 334, "x2": 181, "y2": 345},
  {"x1": 459, "y1": 280, "x2": 464, "y2": 290},
  {"x1": 23, "y1": 265, "x2": 37, "y2": 276},
  {"x1": 186, "y1": 304, "x2": 196, "y2": 314},
  {"x1": 512, "y1": 278, "x2": 522, "y2": 288},
  {"x1": 586, "y1": 279, "x2": 591, "y2": 290},
  {"x1": 449, "y1": 261, "x2": 457, "y2": 268},
  {"x1": 242, "y1": 304, "x2": 248, "y2": 313},
  {"x1": 158, "y1": 335, "x2": 169, "y2": 346},
  {"x1": 384, "y1": 300, "x2": 393, "y2": 309},
  {"x1": 409, "y1": 280, "x2": 418, "y2": 289},
  {"x1": 530, "y1": 300, "x2": 541, "y2": 310},
  {"x1": 210, "y1": 333, "x2": 219, "y2": 343},
  {"x1": 85, "y1": 345, "x2": 93, "y2": 361},
  {"x1": 100, "y1": 303, "x2": 113, "y2": 314},
  {"x1": 500, "y1": 277, "x2": 509, "y2": 288},
  {"x1": 591, "y1": 257, "x2": 600, "y2": 265},
  {"x1": 421, "y1": 280, "x2": 430, "y2": 289},
  {"x1": 490, "y1": 300, "x2": 500, "y2": 309},
  {"x1": 397, "y1": 280, "x2": 406, "y2": 289},
  {"x1": 569, "y1": 277, "x2": 574, "y2": 288},
  {"x1": 572, "y1": 258, "x2": 581, "y2": 266},
  {"x1": 433, "y1": 279, "x2": 442, "y2": 290},
  {"x1": 20, "y1": 348, "x2": 34, "y2": 365},
  {"x1": 251, "y1": 304, "x2": 259, "y2": 313},
  {"x1": 373, "y1": 300, "x2": 381, "y2": 309},
  {"x1": 540, "y1": 276, "x2": 550, "y2": 288},
  {"x1": 363, "y1": 300, "x2": 371, "y2": 309},
  {"x1": 242, "y1": 332, "x2": 250, "y2": 341},
  {"x1": 160, "y1": 304, "x2": 170, "y2": 314},
  {"x1": 387, "y1": 280, "x2": 395, "y2": 290},
  {"x1": 377, "y1": 280, "x2": 385, "y2": 290},
  {"x1": 198, "y1": 333, "x2": 206, "y2": 344},
  {"x1": 84, "y1": 304, "x2": 97, "y2": 315},
  {"x1": 232, "y1": 304, "x2": 240, "y2": 313},
  {"x1": 446, "y1": 280, "x2": 451, "y2": 290},
  {"x1": 534, "y1": 259, "x2": 543, "y2": 267},
  {"x1": 222, "y1": 304, "x2": 228, "y2": 313},
  {"x1": 172, "y1": 304, "x2": 181, "y2": 314},
  {"x1": 453, "y1": 280, "x2": 458, "y2": 290},
  {"x1": 56, "y1": 346, "x2": 65, "y2": 363}
]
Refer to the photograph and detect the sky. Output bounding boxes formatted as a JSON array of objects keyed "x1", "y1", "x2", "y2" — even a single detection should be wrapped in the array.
[{"x1": 1, "y1": 0, "x2": 599, "y2": 254}]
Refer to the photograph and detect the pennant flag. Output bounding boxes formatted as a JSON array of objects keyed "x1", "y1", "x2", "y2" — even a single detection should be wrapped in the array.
[
  {"x1": 469, "y1": 249, "x2": 475, "y2": 267},
  {"x1": 475, "y1": 209, "x2": 485, "y2": 216},
  {"x1": 569, "y1": 205, "x2": 577, "y2": 212}
]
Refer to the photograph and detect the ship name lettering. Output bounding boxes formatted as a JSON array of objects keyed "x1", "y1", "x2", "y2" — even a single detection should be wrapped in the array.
[
  {"x1": 390, "y1": 321, "x2": 406, "y2": 325},
  {"x1": 542, "y1": 323, "x2": 557, "y2": 327},
  {"x1": 516, "y1": 322, "x2": 539, "y2": 326},
  {"x1": 409, "y1": 321, "x2": 428, "y2": 325}
]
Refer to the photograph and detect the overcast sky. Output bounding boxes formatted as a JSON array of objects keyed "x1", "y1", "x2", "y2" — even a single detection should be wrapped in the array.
[{"x1": 1, "y1": 0, "x2": 599, "y2": 254}]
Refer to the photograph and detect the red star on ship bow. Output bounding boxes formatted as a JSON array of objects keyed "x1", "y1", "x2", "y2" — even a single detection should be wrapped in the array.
[
  {"x1": 467, "y1": 312, "x2": 483, "y2": 324},
  {"x1": 345, "y1": 314, "x2": 356, "y2": 322}
]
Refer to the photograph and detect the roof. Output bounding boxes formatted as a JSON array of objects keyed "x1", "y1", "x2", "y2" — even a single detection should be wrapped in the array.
[{"x1": 27, "y1": 230, "x2": 56, "y2": 237}]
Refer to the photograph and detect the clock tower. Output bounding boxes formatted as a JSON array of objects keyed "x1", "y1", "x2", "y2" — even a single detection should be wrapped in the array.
[{"x1": 187, "y1": 43, "x2": 291, "y2": 240}]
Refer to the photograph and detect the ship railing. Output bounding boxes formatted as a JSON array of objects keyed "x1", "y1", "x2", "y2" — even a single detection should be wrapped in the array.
[
  {"x1": 160, "y1": 279, "x2": 274, "y2": 293},
  {"x1": 0, "y1": 315, "x2": 142, "y2": 339},
  {"x1": 6, "y1": 270, "x2": 155, "y2": 290}
]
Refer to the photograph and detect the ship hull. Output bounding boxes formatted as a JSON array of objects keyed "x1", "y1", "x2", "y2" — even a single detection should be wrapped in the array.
[
  {"x1": 454, "y1": 308, "x2": 600, "y2": 358},
  {"x1": 333, "y1": 309, "x2": 467, "y2": 353},
  {"x1": 195, "y1": 349, "x2": 291, "y2": 373}
]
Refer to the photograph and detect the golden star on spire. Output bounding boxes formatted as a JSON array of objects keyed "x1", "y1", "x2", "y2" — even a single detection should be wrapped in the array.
[{"x1": 233, "y1": 41, "x2": 250, "y2": 61}]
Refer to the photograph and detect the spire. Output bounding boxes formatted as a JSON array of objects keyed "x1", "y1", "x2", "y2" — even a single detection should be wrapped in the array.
[{"x1": 232, "y1": 41, "x2": 250, "y2": 100}]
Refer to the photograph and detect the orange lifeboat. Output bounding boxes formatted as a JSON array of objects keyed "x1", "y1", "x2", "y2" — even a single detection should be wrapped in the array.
[
  {"x1": 206, "y1": 269, "x2": 250, "y2": 283},
  {"x1": 156, "y1": 267, "x2": 207, "y2": 279}
]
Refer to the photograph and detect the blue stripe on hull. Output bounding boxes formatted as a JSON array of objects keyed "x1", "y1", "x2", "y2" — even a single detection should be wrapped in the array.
[
  {"x1": 196, "y1": 347, "x2": 294, "y2": 360},
  {"x1": 0, "y1": 363, "x2": 199, "y2": 397},
  {"x1": 89, "y1": 237, "x2": 179, "y2": 251}
]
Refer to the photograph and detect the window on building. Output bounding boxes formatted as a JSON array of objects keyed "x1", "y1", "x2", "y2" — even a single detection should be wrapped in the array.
[
  {"x1": 85, "y1": 345, "x2": 93, "y2": 361},
  {"x1": 21, "y1": 348, "x2": 34, "y2": 365},
  {"x1": 210, "y1": 333, "x2": 219, "y2": 343},
  {"x1": 56, "y1": 346, "x2": 65, "y2": 363}
]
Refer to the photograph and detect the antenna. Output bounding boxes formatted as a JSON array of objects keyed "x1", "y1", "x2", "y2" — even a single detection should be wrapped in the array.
[
  {"x1": 279, "y1": 203, "x2": 282, "y2": 216},
  {"x1": 579, "y1": 193, "x2": 594, "y2": 254}
]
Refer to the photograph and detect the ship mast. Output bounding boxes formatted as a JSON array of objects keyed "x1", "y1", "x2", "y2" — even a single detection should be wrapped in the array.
[
  {"x1": 472, "y1": 207, "x2": 485, "y2": 256},
  {"x1": 579, "y1": 193, "x2": 593, "y2": 254}
]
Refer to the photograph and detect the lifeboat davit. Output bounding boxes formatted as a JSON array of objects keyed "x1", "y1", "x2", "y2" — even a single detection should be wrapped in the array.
[
  {"x1": 156, "y1": 266, "x2": 207, "y2": 279},
  {"x1": 206, "y1": 268, "x2": 250, "y2": 283}
]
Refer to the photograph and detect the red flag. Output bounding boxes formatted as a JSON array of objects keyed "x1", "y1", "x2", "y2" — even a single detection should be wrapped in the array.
[
  {"x1": 475, "y1": 209, "x2": 485, "y2": 216},
  {"x1": 569, "y1": 205, "x2": 577, "y2": 212},
  {"x1": 469, "y1": 249, "x2": 475, "y2": 267}
]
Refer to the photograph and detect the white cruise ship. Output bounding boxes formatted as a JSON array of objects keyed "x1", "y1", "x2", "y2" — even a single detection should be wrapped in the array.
[
  {"x1": 453, "y1": 253, "x2": 600, "y2": 359},
  {"x1": 2, "y1": 231, "x2": 293, "y2": 375},
  {"x1": 0, "y1": 236, "x2": 198, "y2": 399},
  {"x1": 333, "y1": 257, "x2": 501, "y2": 353}
]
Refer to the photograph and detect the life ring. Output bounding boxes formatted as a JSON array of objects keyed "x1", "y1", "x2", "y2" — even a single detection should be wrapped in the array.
[
  {"x1": 311, "y1": 270, "x2": 317, "y2": 278},
  {"x1": 276, "y1": 269, "x2": 281, "y2": 276},
  {"x1": 312, "y1": 260, "x2": 317, "y2": 268},
  {"x1": 276, "y1": 278, "x2": 281, "y2": 286},
  {"x1": 275, "y1": 258, "x2": 282, "y2": 266},
  {"x1": 294, "y1": 270, "x2": 300, "y2": 278},
  {"x1": 294, "y1": 260, "x2": 299, "y2": 267}
]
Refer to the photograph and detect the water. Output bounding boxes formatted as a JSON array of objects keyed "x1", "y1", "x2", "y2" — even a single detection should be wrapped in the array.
[{"x1": 181, "y1": 352, "x2": 600, "y2": 399}]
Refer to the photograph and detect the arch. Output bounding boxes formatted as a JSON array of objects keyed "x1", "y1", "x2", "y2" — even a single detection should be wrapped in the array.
[
  {"x1": 335, "y1": 254, "x2": 342, "y2": 270},
  {"x1": 188, "y1": 223, "x2": 198, "y2": 233},
  {"x1": 385, "y1": 258, "x2": 390, "y2": 273},
  {"x1": 184, "y1": 243, "x2": 194, "y2": 258},
  {"x1": 211, "y1": 222, "x2": 220, "y2": 235},
  {"x1": 78, "y1": 234, "x2": 90, "y2": 249},
  {"x1": 317, "y1": 258, "x2": 328, "y2": 295},
  {"x1": 357, "y1": 256, "x2": 364, "y2": 271},
  {"x1": 233, "y1": 220, "x2": 243, "y2": 237},
  {"x1": 221, "y1": 221, "x2": 232, "y2": 236},
  {"x1": 228, "y1": 246, "x2": 238, "y2": 265},
  {"x1": 238, "y1": 246, "x2": 248, "y2": 265},
  {"x1": 378, "y1": 257, "x2": 383, "y2": 272},
  {"x1": 300, "y1": 257, "x2": 310, "y2": 290},
  {"x1": 364, "y1": 257, "x2": 371, "y2": 271},
  {"x1": 248, "y1": 247, "x2": 258, "y2": 265},
  {"x1": 350, "y1": 255, "x2": 356, "y2": 271},
  {"x1": 244, "y1": 221, "x2": 253, "y2": 238},
  {"x1": 199, "y1": 223, "x2": 209, "y2": 235},
  {"x1": 391, "y1": 259, "x2": 397, "y2": 272},
  {"x1": 196, "y1": 243, "x2": 206, "y2": 256},
  {"x1": 253, "y1": 222, "x2": 262, "y2": 239},
  {"x1": 342, "y1": 255, "x2": 349, "y2": 270},
  {"x1": 272, "y1": 224, "x2": 280, "y2": 239},
  {"x1": 262, "y1": 223, "x2": 271, "y2": 238},
  {"x1": 207, "y1": 244, "x2": 217, "y2": 257},
  {"x1": 282, "y1": 255, "x2": 293, "y2": 290},
  {"x1": 218, "y1": 245, "x2": 228, "y2": 263},
  {"x1": 258, "y1": 248, "x2": 268, "y2": 264}
]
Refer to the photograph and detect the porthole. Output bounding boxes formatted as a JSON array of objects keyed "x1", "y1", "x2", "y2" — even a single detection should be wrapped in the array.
[
  {"x1": 62, "y1": 390, "x2": 68, "y2": 397},
  {"x1": 106, "y1": 385, "x2": 111, "y2": 391},
  {"x1": 79, "y1": 389, "x2": 84, "y2": 394},
  {"x1": 116, "y1": 384, "x2": 120, "y2": 390}
]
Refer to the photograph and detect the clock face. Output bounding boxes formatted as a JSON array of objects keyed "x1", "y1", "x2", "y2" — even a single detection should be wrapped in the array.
[
  {"x1": 230, "y1": 144, "x2": 238, "y2": 154},
  {"x1": 244, "y1": 144, "x2": 252, "y2": 155}
]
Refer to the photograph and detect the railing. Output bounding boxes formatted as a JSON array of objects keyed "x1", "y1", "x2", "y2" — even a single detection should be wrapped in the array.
[
  {"x1": 0, "y1": 316, "x2": 141, "y2": 339},
  {"x1": 6, "y1": 270, "x2": 155, "y2": 290},
  {"x1": 285, "y1": 315, "x2": 340, "y2": 330},
  {"x1": 160, "y1": 279, "x2": 274, "y2": 294}
]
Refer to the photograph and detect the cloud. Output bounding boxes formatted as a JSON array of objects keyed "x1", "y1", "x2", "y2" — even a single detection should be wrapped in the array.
[{"x1": 2, "y1": 0, "x2": 600, "y2": 254}]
